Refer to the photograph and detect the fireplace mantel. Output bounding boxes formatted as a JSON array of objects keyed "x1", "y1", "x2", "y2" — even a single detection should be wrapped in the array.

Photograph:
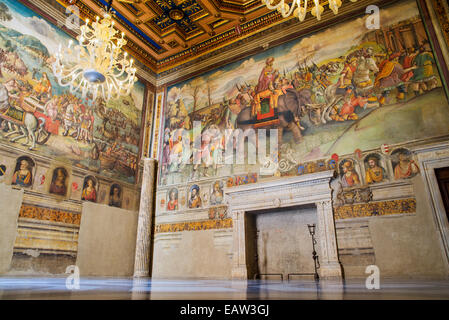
[{"x1": 224, "y1": 170, "x2": 343, "y2": 280}]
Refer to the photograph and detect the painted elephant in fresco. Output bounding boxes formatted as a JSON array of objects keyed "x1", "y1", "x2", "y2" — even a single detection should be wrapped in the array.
[{"x1": 236, "y1": 88, "x2": 312, "y2": 144}]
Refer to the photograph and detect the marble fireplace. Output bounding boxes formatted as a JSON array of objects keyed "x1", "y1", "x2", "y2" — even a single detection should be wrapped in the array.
[{"x1": 224, "y1": 171, "x2": 343, "y2": 280}]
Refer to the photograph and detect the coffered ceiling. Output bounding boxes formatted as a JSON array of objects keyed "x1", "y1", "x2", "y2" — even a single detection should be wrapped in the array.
[
  {"x1": 47, "y1": 0, "x2": 395, "y2": 77},
  {"x1": 52, "y1": 0, "x2": 285, "y2": 73}
]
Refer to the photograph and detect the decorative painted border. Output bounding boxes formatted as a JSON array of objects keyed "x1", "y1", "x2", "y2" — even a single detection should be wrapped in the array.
[
  {"x1": 226, "y1": 173, "x2": 258, "y2": 187},
  {"x1": 156, "y1": 10, "x2": 283, "y2": 70},
  {"x1": 432, "y1": 0, "x2": 449, "y2": 46},
  {"x1": 334, "y1": 198, "x2": 416, "y2": 220},
  {"x1": 156, "y1": 0, "x2": 397, "y2": 79},
  {"x1": 142, "y1": 91, "x2": 155, "y2": 158},
  {"x1": 19, "y1": 204, "x2": 81, "y2": 226},
  {"x1": 152, "y1": 92, "x2": 164, "y2": 159},
  {"x1": 155, "y1": 218, "x2": 233, "y2": 233}
]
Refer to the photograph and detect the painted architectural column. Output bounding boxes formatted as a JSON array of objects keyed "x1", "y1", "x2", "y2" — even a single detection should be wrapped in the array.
[
  {"x1": 231, "y1": 210, "x2": 248, "y2": 280},
  {"x1": 133, "y1": 158, "x2": 157, "y2": 277},
  {"x1": 315, "y1": 200, "x2": 343, "y2": 279}
]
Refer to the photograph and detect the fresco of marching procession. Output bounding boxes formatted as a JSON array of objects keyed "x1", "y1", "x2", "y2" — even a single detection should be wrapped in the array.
[
  {"x1": 160, "y1": 0, "x2": 449, "y2": 185},
  {"x1": 0, "y1": 0, "x2": 144, "y2": 184}
]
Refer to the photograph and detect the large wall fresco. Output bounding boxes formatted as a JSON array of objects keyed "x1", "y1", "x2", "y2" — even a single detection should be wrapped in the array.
[
  {"x1": 0, "y1": 0, "x2": 146, "y2": 184},
  {"x1": 160, "y1": 0, "x2": 449, "y2": 186}
]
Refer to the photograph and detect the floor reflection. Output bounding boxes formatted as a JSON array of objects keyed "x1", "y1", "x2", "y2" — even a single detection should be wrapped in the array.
[{"x1": 0, "y1": 277, "x2": 448, "y2": 300}]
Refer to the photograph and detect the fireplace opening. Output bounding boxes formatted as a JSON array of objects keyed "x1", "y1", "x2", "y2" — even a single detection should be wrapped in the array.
[{"x1": 245, "y1": 204, "x2": 320, "y2": 281}]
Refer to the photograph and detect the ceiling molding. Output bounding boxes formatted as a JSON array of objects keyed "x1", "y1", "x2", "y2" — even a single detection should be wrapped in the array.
[
  {"x1": 20, "y1": 0, "x2": 403, "y2": 83},
  {"x1": 156, "y1": 0, "x2": 398, "y2": 86}
]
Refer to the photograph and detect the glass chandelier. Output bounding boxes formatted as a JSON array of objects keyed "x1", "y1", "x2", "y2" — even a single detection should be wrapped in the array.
[
  {"x1": 262, "y1": 0, "x2": 357, "y2": 22},
  {"x1": 52, "y1": 1, "x2": 137, "y2": 101}
]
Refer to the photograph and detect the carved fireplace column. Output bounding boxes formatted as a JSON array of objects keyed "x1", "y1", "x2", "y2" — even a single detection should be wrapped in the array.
[
  {"x1": 315, "y1": 200, "x2": 342, "y2": 278},
  {"x1": 231, "y1": 209, "x2": 248, "y2": 280},
  {"x1": 133, "y1": 158, "x2": 157, "y2": 278}
]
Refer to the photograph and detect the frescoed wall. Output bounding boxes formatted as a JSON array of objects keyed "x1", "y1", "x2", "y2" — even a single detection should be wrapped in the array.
[
  {"x1": 160, "y1": 0, "x2": 449, "y2": 186},
  {"x1": 0, "y1": 0, "x2": 147, "y2": 184},
  {"x1": 0, "y1": 0, "x2": 151, "y2": 276},
  {"x1": 151, "y1": 0, "x2": 449, "y2": 280}
]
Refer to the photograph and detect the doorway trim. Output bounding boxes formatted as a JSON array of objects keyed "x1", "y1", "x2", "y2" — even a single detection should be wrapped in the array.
[
  {"x1": 417, "y1": 143, "x2": 449, "y2": 269},
  {"x1": 224, "y1": 171, "x2": 342, "y2": 280}
]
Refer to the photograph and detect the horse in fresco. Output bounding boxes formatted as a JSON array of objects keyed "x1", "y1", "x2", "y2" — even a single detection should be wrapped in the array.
[
  {"x1": 236, "y1": 87, "x2": 312, "y2": 144},
  {"x1": 321, "y1": 51, "x2": 379, "y2": 124},
  {"x1": 353, "y1": 54, "x2": 378, "y2": 95},
  {"x1": 0, "y1": 83, "x2": 50, "y2": 150}
]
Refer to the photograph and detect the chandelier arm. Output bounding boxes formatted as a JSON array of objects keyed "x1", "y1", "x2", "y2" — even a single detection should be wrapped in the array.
[
  {"x1": 264, "y1": 0, "x2": 299, "y2": 18},
  {"x1": 110, "y1": 76, "x2": 124, "y2": 100},
  {"x1": 108, "y1": 75, "x2": 120, "y2": 93},
  {"x1": 112, "y1": 63, "x2": 127, "y2": 78},
  {"x1": 124, "y1": 72, "x2": 134, "y2": 84},
  {"x1": 328, "y1": 0, "x2": 340, "y2": 15},
  {"x1": 54, "y1": 66, "x2": 85, "y2": 85},
  {"x1": 53, "y1": 58, "x2": 82, "y2": 73},
  {"x1": 265, "y1": 0, "x2": 283, "y2": 11},
  {"x1": 107, "y1": 42, "x2": 116, "y2": 72},
  {"x1": 71, "y1": 45, "x2": 85, "y2": 64},
  {"x1": 53, "y1": 68, "x2": 81, "y2": 85},
  {"x1": 80, "y1": 29, "x2": 95, "y2": 41},
  {"x1": 91, "y1": 84, "x2": 99, "y2": 101},
  {"x1": 296, "y1": 0, "x2": 308, "y2": 20},
  {"x1": 99, "y1": 82, "x2": 106, "y2": 101},
  {"x1": 65, "y1": 74, "x2": 85, "y2": 97},
  {"x1": 104, "y1": 77, "x2": 114, "y2": 100},
  {"x1": 58, "y1": 74, "x2": 79, "y2": 89},
  {"x1": 116, "y1": 69, "x2": 135, "y2": 85},
  {"x1": 313, "y1": 0, "x2": 323, "y2": 20},
  {"x1": 64, "y1": 70, "x2": 85, "y2": 90},
  {"x1": 51, "y1": 1, "x2": 135, "y2": 102},
  {"x1": 122, "y1": 77, "x2": 134, "y2": 96},
  {"x1": 284, "y1": 0, "x2": 299, "y2": 17},
  {"x1": 80, "y1": 80, "x2": 89, "y2": 99}
]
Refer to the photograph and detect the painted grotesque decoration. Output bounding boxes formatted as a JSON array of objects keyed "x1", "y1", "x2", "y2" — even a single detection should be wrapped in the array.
[
  {"x1": 159, "y1": 0, "x2": 448, "y2": 188},
  {"x1": 0, "y1": 0, "x2": 146, "y2": 184}
]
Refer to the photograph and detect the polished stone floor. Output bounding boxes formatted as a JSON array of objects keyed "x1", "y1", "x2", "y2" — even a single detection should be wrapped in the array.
[{"x1": 1, "y1": 277, "x2": 449, "y2": 300}]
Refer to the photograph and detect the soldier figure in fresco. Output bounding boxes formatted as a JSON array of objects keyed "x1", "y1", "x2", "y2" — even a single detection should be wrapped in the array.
[
  {"x1": 374, "y1": 52, "x2": 417, "y2": 104},
  {"x1": 410, "y1": 41, "x2": 438, "y2": 96},
  {"x1": 62, "y1": 102, "x2": 76, "y2": 136},
  {"x1": 336, "y1": 57, "x2": 358, "y2": 100},
  {"x1": 353, "y1": 47, "x2": 379, "y2": 97}
]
